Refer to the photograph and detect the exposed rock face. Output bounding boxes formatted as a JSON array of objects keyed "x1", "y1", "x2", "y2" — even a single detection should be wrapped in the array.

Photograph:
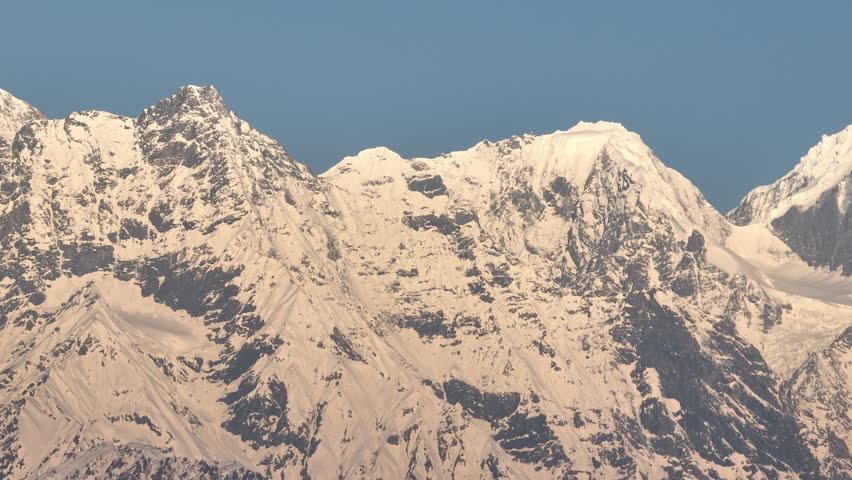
[
  {"x1": 1, "y1": 87, "x2": 851, "y2": 479},
  {"x1": 769, "y1": 182, "x2": 852, "y2": 274}
]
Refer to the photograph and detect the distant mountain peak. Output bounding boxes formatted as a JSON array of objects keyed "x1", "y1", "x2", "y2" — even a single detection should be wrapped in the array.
[
  {"x1": 729, "y1": 124, "x2": 852, "y2": 275},
  {"x1": 564, "y1": 120, "x2": 628, "y2": 134},
  {"x1": 729, "y1": 124, "x2": 852, "y2": 225},
  {"x1": 172, "y1": 84, "x2": 225, "y2": 107},
  {"x1": 0, "y1": 88, "x2": 46, "y2": 145},
  {"x1": 138, "y1": 84, "x2": 230, "y2": 125},
  {"x1": 325, "y1": 120, "x2": 728, "y2": 244}
]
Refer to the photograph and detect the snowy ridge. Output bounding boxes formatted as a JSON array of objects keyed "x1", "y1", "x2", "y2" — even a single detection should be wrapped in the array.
[
  {"x1": 729, "y1": 124, "x2": 852, "y2": 276},
  {"x1": 1, "y1": 86, "x2": 852, "y2": 479},
  {"x1": 0, "y1": 88, "x2": 45, "y2": 141},
  {"x1": 730, "y1": 125, "x2": 852, "y2": 225},
  {"x1": 325, "y1": 121, "x2": 729, "y2": 246},
  {"x1": 0, "y1": 88, "x2": 46, "y2": 158}
]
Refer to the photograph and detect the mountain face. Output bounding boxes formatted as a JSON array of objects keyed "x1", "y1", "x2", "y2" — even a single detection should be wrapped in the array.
[
  {"x1": 729, "y1": 125, "x2": 852, "y2": 480},
  {"x1": 0, "y1": 90, "x2": 45, "y2": 158},
  {"x1": 782, "y1": 326, "x2": 852, "y2": 480},
  {"x1": 729, "y1": 126, "x2": 852, "y2": 274},
  {"x1": 1, "y1": 86, "x2": 851, "y2": 480}
]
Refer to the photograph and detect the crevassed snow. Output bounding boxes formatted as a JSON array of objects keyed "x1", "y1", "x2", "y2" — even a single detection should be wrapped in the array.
[{"x1": 706, "y1": 224, "x2": 852, "y2": 374}]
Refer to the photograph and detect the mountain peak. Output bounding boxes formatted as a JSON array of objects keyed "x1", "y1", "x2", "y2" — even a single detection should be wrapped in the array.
[
  {"x1": 799, "y1": 124, "x2": 852, "y2": 173},
  {"x1": 173, "y1": 84, "x2": 224, "y2": 106},
  {"x1": 564, "y1": 120, "x2": 628, "y2": 134},
  {"x1": 323, "y1": 120, "x2": 727, "y2": 244},
  {"x1": 729, "y1": 124, "x2": 852, "y2": 225},
  {"x1": 0, "y1": 87, "x2": 46, "y2": 144},
  {"x1": 137, "y1": 84, "x2": 230, "y2": 125}
]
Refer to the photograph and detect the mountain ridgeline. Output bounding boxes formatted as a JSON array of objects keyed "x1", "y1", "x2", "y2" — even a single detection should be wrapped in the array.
[{"x1": 1, "y1": 86, "x2": 851, "y2": 479}]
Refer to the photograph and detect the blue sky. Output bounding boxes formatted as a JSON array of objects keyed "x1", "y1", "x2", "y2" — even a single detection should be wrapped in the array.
[{"x1": 3, "y1": 1, "x2": 852, "y2": 211}]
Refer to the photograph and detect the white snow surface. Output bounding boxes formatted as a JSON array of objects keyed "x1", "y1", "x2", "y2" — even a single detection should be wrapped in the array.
[
  {"x1": 707, "y1": 224, "x2": 852, "y2": 374},
  {"x1": 732, "y1": 125, "x2": 852, "y2": 223},
  {"x1": 0, "y1": 88, "x2": 44, "y2": 141},
  {"x1": 1, "y1": 86, "x2": 852, "y2": 479},
  {"x1": 325, "y1": 122, "x2": 852, "y2": 377},
  {"x1": 324, "y1": 121, "x2": 730, "y2": 244}
]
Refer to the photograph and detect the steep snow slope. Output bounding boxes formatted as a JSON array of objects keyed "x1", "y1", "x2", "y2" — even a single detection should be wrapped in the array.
[
  {"x1": 9, "y1": 276, "x2": 251, "y2": 472},
  {"x1": 730, "y1": 126, "x2": 852, "y2": 274},
  {"x1": 325, "y1": 125, "x2": 852, "y2": 377},
  {"x1": 0, "y1": 86, "x2": 358, "y2": 478},
  {"x1": 705, "y1": 224, "x2": 852, "y2": 376},
  {"x1": 325, "y1": 122, "x2": 730, "y2": 245},
  {"x1": 322, "y1": 122, "x2": 845, "y2": 479},
  {"x1": 0, "y1": 88, "x2": 45, "y2": 154},
  {"x1": 730, "y1": 126, "x2": 852, "y2": 226},
  {"x1": 1, "y1": 86, "x2": 851, "y2": 479},
  {"x1": 726, "y1": 125, "x2": 852, "y2": 478}
]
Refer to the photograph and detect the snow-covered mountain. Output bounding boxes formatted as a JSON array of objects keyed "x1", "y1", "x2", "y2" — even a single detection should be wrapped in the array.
[
  {"x1": 0, "y1": 89, "x2": 45, "y2": 157},
  {"x1": 727, "y1": 125, "x2": 852, "y2": 480},
  {"x1": 1, "y1": 86, "x2": 851, "y2": 479},
  {"x1": 729, "y1": 126, "x2": 852, "y2": 274}
]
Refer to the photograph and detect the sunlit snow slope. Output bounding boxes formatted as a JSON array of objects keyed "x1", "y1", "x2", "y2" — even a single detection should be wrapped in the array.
[
  {"x1": 1, "y1": 86, "x2": 851, "y2": 479},
  {"x1": 728, "y1": 125, "x2": 852, "y2": 479}
]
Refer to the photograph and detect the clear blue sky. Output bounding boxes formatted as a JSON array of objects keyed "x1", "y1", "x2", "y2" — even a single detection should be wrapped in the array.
[{"x1": 3, "y1": 1, "x2": 852, "y2": 212}]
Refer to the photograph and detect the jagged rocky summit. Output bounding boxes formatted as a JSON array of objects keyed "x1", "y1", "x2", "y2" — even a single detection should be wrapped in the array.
[{"x1": 1, "y1": 85, "x2": 852, "y2": 479}]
